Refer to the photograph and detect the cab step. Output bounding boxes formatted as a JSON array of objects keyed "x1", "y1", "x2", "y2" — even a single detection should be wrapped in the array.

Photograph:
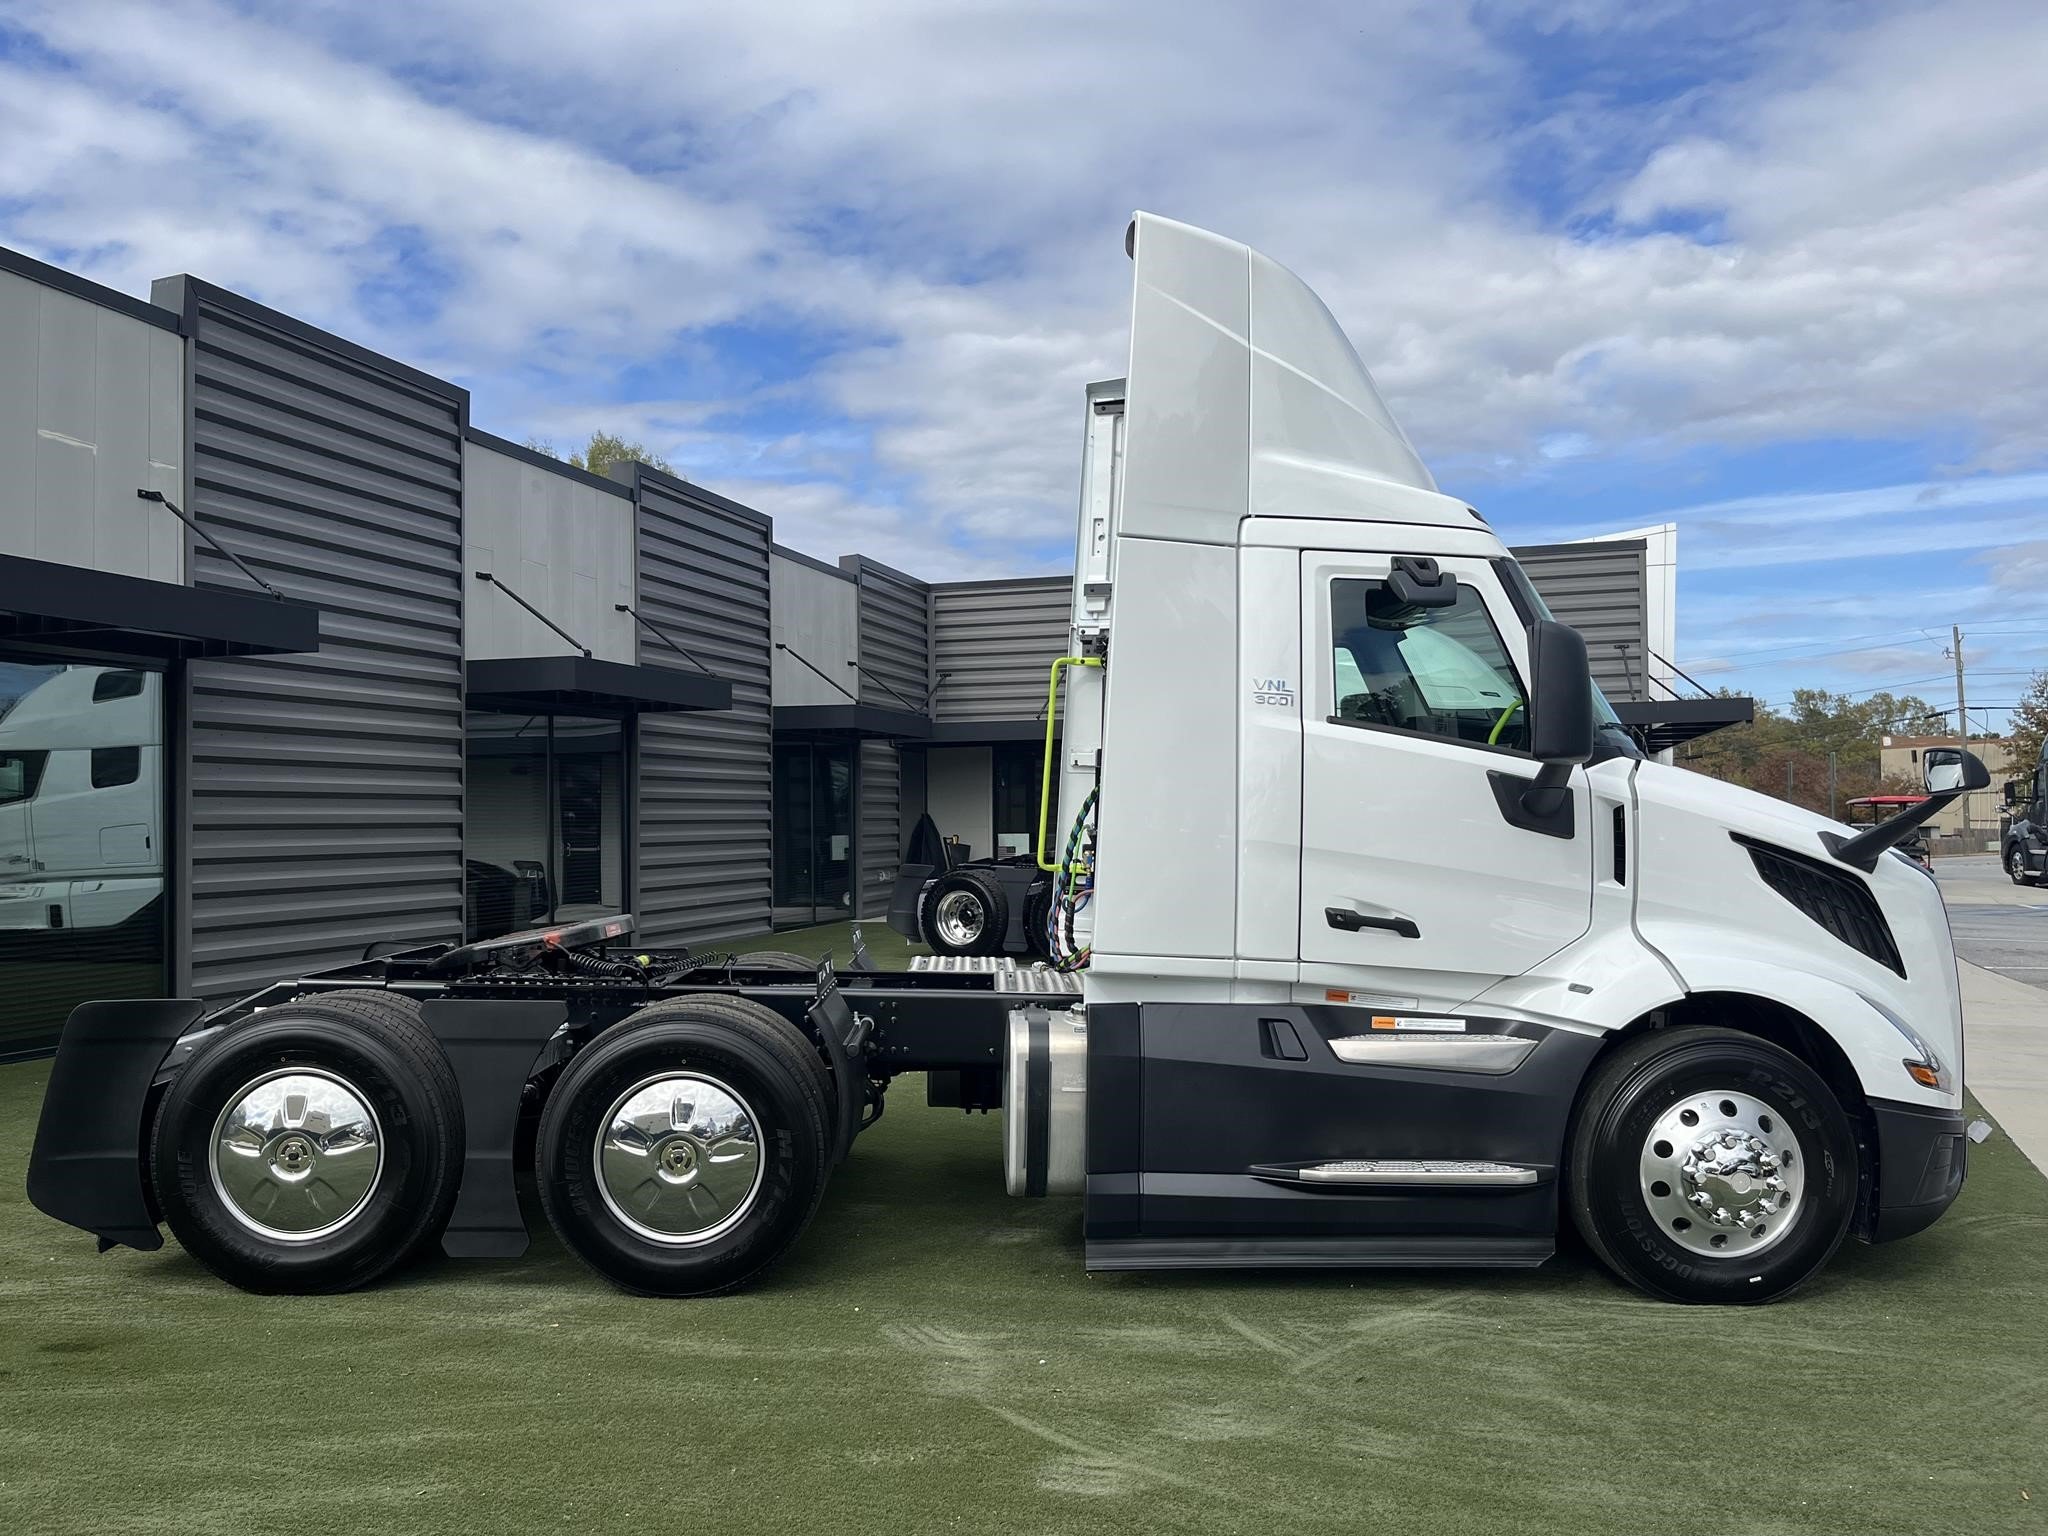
[{"x1": 1273, "y1": 1159, "x2": 1540, "y2": 1187}]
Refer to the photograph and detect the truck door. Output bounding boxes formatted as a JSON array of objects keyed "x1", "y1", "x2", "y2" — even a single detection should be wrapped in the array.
[{"x1": 1297, "y1": 552, "x2": 1593, "y2": 1007}]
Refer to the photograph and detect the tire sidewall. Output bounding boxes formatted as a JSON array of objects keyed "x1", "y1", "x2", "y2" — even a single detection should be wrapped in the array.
[
  {"x1": 1583, "y1": 1037, "x2": 1855, "y2": 1303},
  {"x1": 539, "y1": 1022, "x2": 822, "y2": 1295},
  {"x1": 153, "y1": 1012, "x2": 437, "y2": 1291}
]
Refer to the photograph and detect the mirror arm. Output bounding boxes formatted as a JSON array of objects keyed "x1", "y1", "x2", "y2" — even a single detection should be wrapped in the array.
[
  {"x1": 1824, "y1": 790, "x2": 1958, "y2": 873},
  {"x1": 1522, "y1": 759, "x2": 1573, "y2": 818}
]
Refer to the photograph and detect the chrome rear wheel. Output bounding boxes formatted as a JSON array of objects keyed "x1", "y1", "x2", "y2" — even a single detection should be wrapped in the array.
[
  {"x1": 209, "y1": 1068, "x2": 384, "y2": 1243},
  {"x1": 595, "y1": 1073, "x2": 763, "y2": 1247}
]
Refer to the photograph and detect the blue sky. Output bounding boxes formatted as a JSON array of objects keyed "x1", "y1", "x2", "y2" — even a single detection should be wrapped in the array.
[{"x1": 2, "y1": 0, "x2": 2043, "y2": 728}]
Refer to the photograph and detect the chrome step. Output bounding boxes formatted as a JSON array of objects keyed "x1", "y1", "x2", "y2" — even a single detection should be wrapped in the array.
[{"x1": 1296, "y1": 1159, "x2": 1538, "y2": 1187}]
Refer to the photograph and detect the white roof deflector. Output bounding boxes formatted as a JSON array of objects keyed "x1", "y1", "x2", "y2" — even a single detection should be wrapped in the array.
[{"x1": 1119, "y1": 212, "x2": 1469, "y2": 547}]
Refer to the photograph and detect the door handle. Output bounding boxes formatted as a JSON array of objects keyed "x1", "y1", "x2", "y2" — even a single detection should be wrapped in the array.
[{"x1": 1325, "y1": 906, "x2": 1421, "y2": 939}]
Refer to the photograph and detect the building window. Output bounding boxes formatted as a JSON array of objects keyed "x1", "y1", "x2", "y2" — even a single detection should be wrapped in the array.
[
  {"x1": 773, "y1": 742, "x2": 853, "y2": 929},
  {"x1": 991, "y1": 742, "x2": 1044, "y2": 860},
  {"x1": 463, "y1": 712, "x2": 628, "y2": 941},
  {"x1": 0, "y1": 661, "x2": 166, "y2": 1060}
]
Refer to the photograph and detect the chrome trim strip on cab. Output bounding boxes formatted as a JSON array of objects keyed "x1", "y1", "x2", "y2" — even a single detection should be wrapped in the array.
[
  {"x1": 1326, "y1": 1034, "x2": 1535, "y2": 1073},
  {"x1": 1298, "y1": 1159, "x2": 1539, "y2": 1186}
]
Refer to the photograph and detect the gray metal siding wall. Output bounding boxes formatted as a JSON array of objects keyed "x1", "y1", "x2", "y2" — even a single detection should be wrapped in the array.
[
  {"x1": 1514, "y1": 541, "x2": 1650, "y2": 703},
  {"x1": 158, "y1": 278, "x2": 467, "y2": 999},
  {"x1": 847, "y1": 557, "x2": 930, "y2": 709},
  {"x1": 634, "y1": 471, "x2": 773, "y2": 946},
  {"x1": 857, "y1": 741, "x2": 899, "y2": 919},
  {"x1": 846, "y1": 558, "x2": 928, "y2": 916},
  {"x1": 930, "y1": 577, "x2": 1071, "y2": 720}
]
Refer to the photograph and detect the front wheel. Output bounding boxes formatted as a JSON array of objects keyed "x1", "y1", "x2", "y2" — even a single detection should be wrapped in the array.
[
  {"x1": 1567, "y1": 1027, "x2": 1858, "y2": 1304},
  {"x1": 2009, "y1": 845, "x2": 2036, "y2": 886}
]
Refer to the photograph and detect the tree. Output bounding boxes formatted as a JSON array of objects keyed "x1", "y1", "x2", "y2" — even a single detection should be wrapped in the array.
[
  {"x1": 524, "y1": 430, "x2": 672, "y2": 479},
  {"x1": 1676, "y1": 687, "x2": 1938, "y2": 816},
  {"x1": 2008, "y1": 669, "x2": 2048, "y2": 784}
]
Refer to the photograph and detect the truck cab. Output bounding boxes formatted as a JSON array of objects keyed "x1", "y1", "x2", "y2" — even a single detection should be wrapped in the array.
[
  {"x1": 1041, "y1": 214, "x2": 1975, "y2": 1298},
  {"x1": 0, "y1": 665, "x2": 163, "y2": 940},
  {"x1": 2003, "y1": 742, "x2": 2047, "y2": 885}
]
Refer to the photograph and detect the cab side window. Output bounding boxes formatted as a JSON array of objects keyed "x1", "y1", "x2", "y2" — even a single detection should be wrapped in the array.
[
  {"x1": 91, "y1": 746, "x2": 142, "y2": 789},
  {"x1": 0, "y1": 751, "x2": 48, "y2": 805},
  {"x1": 1331, "y1": 577, "x2": 1527, "y2": 750}
]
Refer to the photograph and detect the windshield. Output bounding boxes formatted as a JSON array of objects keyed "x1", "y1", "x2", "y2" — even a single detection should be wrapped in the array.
[{"x1": 1492, "y1": 557, "x2": 1642, "y2": 760}]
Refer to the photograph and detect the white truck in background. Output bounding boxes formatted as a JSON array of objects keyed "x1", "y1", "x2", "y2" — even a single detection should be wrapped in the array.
[
  {"x1": 0, "y1": 665, "x2": 163, "y2": 940},
  {"x1": 29, "y1": 214, "x2": 1982, "y2": 1306}
]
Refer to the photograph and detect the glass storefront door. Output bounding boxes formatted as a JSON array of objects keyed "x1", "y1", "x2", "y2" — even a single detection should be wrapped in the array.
[
  {"x1": 0, "y1": 660, "x2": 166, "y2": 1059},
  {"x1": 464, "y1": 712, "x2": 626, "y2": 941},
  {"x1": 772, "y1": 742, "x2": 852, "y2": 929}
]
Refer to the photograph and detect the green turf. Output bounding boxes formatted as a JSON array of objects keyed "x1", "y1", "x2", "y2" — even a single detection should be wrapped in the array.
[{"x1": 2, "y1": 931, "x2": 2045, "y2": 1532}]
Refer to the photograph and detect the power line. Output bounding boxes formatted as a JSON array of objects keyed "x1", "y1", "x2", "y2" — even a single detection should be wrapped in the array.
[{"x1": 1685, "y1": 627, "x2": 2048, "y2": 677}]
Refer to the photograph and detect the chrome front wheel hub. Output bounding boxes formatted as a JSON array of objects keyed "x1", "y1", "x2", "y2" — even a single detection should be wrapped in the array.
[
  {"x1": 933, "y1": 890, "x2": 985, "y2": 948},
  {"x1": 1638, "y1": 1089, "x2": 1803, "y2": 1257},
  {"x1": 209, "y1": 1069, "x2": 384, "y2": 1242},
  {"x1": 596, "y1": 1073, "x2": 763, "y2": 1246}
]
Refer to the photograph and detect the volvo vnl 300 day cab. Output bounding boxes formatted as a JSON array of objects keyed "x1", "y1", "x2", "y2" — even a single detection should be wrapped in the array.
[{"x1": 28, "y1": 214, "x2": 1981, "y2": 1305}]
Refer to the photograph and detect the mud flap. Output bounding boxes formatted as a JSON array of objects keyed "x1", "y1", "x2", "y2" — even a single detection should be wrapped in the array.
[
  {"x1": 421, "y1": 999, "x2": 567, "y2": 1259},
  {"x1": 27, "y1": 999, "x2": 210, "y2": 1252}
]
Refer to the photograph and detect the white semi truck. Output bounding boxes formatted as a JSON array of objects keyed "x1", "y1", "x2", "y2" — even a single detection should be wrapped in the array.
[
  {"x1": 0, "y1": 665, "x2": 163, "y2": 940},
  {"x1": 29, "y1": 214, "x2": 1981, "y2": 1305}
]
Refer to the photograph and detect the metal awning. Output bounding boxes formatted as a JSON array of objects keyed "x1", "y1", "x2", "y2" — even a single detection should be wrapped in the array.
[
  {"x1": 0, "y1": 553, "x2": 321, "y2": 663},
  {"x1": 919, "y1": 719, "x2": 1047, "y2": 745},
  {"x1": 467, "y1": 655, "x2": 732, "y2": 715},
  {"x1": 1613, "y1": 697, "x2": 1755, "y2": 755},
  {"x1": 774, "y1": 703, "x2": 932, "y2": 741}
]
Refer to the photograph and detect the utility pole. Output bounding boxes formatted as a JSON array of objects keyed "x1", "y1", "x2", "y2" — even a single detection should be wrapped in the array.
[
  {"x1": 1951, "y1": 624, "x2": 1970, "y2": 841},
  {"x1": 1828, "y1": 751, "x2": 1838, "y2": 820}
]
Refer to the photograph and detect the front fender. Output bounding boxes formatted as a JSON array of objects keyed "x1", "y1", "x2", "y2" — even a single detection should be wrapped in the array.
[{"x1": 1650, "y1": 934, "x2": 1957, "y2": 1111}]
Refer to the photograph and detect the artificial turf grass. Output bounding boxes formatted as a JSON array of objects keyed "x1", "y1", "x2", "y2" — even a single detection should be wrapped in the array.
[{"x1": 2, "y1": 972, "x2": 2044, "y2": 1532}]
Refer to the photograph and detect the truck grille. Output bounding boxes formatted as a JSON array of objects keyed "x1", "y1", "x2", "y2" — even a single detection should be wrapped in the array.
[{"x1": 1733, "y1": 834, "x2": 1905, "y2": 978}]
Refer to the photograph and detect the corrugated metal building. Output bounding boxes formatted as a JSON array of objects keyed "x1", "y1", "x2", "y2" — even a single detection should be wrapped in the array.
[{"x1": 0, "y1": 241, "x2": 1740, "y2": 1056}]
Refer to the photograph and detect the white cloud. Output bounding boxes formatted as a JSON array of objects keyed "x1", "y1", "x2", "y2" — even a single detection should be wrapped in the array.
[{"x1": 2, "y1": 0, "x2": 2047, "y2": 586}]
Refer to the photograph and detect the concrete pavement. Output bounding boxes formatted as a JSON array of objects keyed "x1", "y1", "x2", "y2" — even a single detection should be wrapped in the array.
[
  {"x1": 1930, "y1": 855, "x2": 2048, "y2": 1170},
  {"x1": 1960, "y1": 958, "x2": 2048, "y2": 1173},
  {"x1": 1934, "y1": 852, "x2": 2048, "y2": 991}
]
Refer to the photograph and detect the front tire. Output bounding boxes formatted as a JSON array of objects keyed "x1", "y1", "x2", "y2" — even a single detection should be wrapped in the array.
[
  {"x1": 536, "y1": 1000, "x2": 833, "y2": 1295},
  {"x1": 2009, "y1": 845, "x2": 2036, "y2": 886},
  {"x1": 149, "y1": 991, "x2": 465, "y2": 1294},
  {"x1": 1567, "y1": 1027, "x2": 1858, "y2": 1304}
]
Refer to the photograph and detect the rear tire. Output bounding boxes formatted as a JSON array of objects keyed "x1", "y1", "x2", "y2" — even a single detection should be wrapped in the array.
[
  {"x1": 536, "y1": 1000, "x2": 833, "y2": 1295},
  {"x1": 149, "y1": 991, "x2": 464, "y2": 1294},
  {"x1": 922, "y1": 868, "x2": 1009, "y2": 957},
  {"x1": 734, "y1": 950, "x2": 818, "y2": 970},
  {"x1": 1567, "y1": 1026, "x2": 1858, "y2": 1305},
  {"x1": 1023, "y1": 881, "x2": 1054, "y2": 959}
]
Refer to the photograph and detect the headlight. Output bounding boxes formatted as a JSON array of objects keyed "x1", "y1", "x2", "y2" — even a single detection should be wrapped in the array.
[{"x1": 1863, "y1": 994, "x2": 1950, "y2": 1092}]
